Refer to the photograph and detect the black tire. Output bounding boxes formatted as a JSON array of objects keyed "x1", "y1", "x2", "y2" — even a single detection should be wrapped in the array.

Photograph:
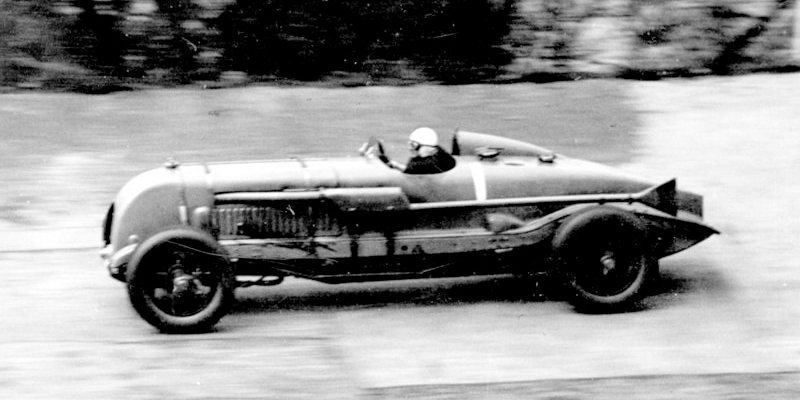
[
  {"x1": 552, "y1": 207, "x2": 653, "y2": 312},
  {"x1": 126, "y1": 228, "x2": 235, "y2": 333}
]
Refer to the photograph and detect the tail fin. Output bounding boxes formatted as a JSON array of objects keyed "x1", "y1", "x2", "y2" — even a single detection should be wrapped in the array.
[{"x1": 637, "y1": 179, "x2": 678, "y2": 215}]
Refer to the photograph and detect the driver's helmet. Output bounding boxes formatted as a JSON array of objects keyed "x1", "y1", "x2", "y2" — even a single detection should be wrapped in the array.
[{"x1": 409, "y1": 127, "x2": 438, "y2": 148}]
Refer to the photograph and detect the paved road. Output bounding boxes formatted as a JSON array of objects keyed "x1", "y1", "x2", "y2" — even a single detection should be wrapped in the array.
[{"x1": 1, "y1": 74, "x2": 799, "y2": 399}]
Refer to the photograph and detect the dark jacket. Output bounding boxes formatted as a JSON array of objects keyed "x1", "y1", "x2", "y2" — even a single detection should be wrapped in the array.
[{"x1": 404, "y1": 147, "x2": 456, "y2": 174}]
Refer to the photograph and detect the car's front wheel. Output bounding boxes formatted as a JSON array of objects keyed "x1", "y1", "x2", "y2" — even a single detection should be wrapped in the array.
[
  {"x1": 552, "y1": 207, "x2": 653, "y2": 312},
  {"x1": 126, "y1": 228, "x2": 235, "y2": 333}
]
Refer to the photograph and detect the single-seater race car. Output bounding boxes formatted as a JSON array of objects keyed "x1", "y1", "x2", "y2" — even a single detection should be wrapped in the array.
[{"x1": 101, "y1": 130, "x2": 717, "y2": 333}]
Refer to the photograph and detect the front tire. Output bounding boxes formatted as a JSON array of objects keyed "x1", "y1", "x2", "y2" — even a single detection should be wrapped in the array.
[
  {"x1": 553, "y1": 207, "x2": 653, "y2": 312},
  {"x1": 126, "y1": 228, "x2": 235, "y2": 333}
]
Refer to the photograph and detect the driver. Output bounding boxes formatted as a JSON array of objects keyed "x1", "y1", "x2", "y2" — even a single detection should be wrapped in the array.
[{"x1": 377, "y1": 127, "x2": 456, "y2": 174}]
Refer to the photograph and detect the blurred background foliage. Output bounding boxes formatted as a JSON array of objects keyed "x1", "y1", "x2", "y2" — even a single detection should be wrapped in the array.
[{"x1": 0, "y1": 0, "x2": 797, "y2": 91}]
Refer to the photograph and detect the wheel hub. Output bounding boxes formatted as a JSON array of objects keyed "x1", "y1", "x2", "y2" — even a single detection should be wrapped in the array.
[
  {"x1": 600, "y1": 252, "x2": 616, "y2": 275},
  {"x1": 172, "y1": 269, "x2": 194, "y2": 296}
]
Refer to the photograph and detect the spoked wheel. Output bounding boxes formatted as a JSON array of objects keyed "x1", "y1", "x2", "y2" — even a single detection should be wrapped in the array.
[
  {"x1": 126, "y1": 228, "x2": 235, "y2": 333},
  {"x1": 553, "y1": 207, "x2": 653, "y2": 312}
]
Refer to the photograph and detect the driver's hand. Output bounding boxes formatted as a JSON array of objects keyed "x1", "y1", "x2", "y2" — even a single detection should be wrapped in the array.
[
  {"x1": 360, "y1": 137, "x2": 388, "y2": 162},
  {"x1": 359, "y1": 137, "x2": 379, "y2": 157},
  {"x1": 358, "y1": 141, "x2": 371, "y2": 156}
]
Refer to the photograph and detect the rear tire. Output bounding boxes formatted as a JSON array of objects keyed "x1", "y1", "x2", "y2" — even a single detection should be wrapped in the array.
[
  {"x1": 552, "y1": 207, "x2": 652, "y2": 312},
  {"x1": 126, "y1": 228, "x2": 235, "y2": 333}
]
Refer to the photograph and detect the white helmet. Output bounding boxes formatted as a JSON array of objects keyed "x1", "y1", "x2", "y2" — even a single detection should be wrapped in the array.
[{"x1": 409, "y1": 127, "x2": 438, "y2": 147}]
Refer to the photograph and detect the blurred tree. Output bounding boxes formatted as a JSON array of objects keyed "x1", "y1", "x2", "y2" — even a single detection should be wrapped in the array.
[
  {"x1": 215, "y1": 0, "x2": 514, "y2": 82},
  {"x1": 707, "y1": 0, "x2": 795, "y2": 74},
  {"x1": 0, "y1": 1, "x2": 73, "y2": 88},
  {"x1": 216, "y1": 0, "x2": 330, "y2": 80},
  {"x1": 407, "y1": 0, "x2": 515, "y2": 82},
  {"x1": 151, "y1": 0, "x2": 203, "y2": 82},
  {"x1": 2, "y1": 0, "x2": 797, "y2": 89},
  {"x1": 62, "y1": 0, "x2": 128, "y2": 78}
]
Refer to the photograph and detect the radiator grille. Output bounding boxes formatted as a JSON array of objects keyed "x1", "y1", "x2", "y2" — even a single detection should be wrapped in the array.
[{"x1": 211, "y1": 204, "x2": 340, "y2": 238}]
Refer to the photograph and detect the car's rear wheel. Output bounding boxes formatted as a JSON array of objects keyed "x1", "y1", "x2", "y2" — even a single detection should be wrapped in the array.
[
  {"x1": 126, "y1": 228, "x2": 235, "y2": 333},
  {"x1": 552, "y1": 207, "x2": 652, "y2": 312}
]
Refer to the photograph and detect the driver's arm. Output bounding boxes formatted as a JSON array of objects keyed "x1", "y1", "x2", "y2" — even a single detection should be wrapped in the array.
[
  {"x1": 376, "y1": 142, "x2": 406, "y2": 171},
  {"x1": 384, "y1": 159, "x2": 406, "y2": 171}
]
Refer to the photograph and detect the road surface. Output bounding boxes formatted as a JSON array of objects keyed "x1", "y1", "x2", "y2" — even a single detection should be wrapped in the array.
[{"x1": 1, "y1": 74, "x2": 799, "y2": 399}]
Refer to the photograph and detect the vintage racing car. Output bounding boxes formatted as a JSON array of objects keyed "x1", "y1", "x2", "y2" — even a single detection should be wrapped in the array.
[{"x1": 101, "y1": 130, "x2": 717, "y2": 332}]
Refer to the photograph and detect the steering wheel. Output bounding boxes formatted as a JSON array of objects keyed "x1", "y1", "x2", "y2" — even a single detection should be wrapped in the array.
[{"x1": 359, "y1": 137, "x2": 387, "y2": 161}]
